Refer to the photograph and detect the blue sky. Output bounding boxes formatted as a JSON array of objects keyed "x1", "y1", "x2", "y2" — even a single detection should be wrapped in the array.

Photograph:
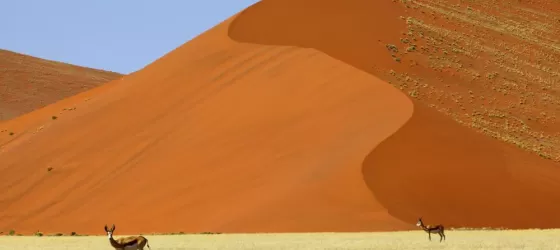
[{"x1": 0, "y1": 0, "x2": 259, "y2": 74}]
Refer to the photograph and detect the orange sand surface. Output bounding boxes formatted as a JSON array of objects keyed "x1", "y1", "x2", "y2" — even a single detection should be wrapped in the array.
[
  {"x1": 0, "y1": 49, "x2": 122, "y2": 121},
  {"x1": 1, "y1": 0, "x2": 560, "y2": 235}
]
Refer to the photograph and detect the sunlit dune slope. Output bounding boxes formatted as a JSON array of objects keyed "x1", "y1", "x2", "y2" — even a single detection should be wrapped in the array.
[
  {"x1": 0, "y1": 49, "x2": 122, "y2": 121},
  {"x1": 0, "y1": 8, "x2": 414, "y2": 234}
]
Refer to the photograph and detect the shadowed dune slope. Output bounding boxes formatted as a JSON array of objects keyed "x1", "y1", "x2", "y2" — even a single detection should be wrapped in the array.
[
  {"x1": 0, "y1": 9, "x2": 414, "y2": 234},
  {"x1": 229, "y1": 0, "x2": 560, "y2": 229},
  {"x1": 0, "y1": 49, "x2": 122, "y2": 121},
  {"x1": 364, "y1": 101, "x2": 560, "y2": 229},
  {"x1": 228, "y1": 0, "x2": 410, "y2": 75}
]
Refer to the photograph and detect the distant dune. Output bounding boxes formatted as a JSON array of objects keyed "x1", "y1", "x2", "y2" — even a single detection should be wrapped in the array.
[
  {"x1": 1, "y1": 0, "x2": 560, "y2": 235},
  {"x1": 0, "y1": 49, "x2": 122, "y2": 121}
]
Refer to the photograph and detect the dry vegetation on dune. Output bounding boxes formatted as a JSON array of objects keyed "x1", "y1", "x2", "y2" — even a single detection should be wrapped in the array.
[
  {"x1": 2, "y1": 230, "x2": 560, "y2": 250},
  {"x1": 227, "y1": 0, "x2": 560, "y2": 229},
  {"x1": 382, "y1": 0, "x2": 560, "y2": 161},
  {"x1": 0, "y1": 49, "x2": 122, "y2": 121}
]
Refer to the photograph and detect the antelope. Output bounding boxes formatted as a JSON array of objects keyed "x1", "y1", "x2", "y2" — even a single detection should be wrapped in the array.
[
  {"x1": 416, "y1": 217, "x2": 446, "y2": 242},
  {"x1": 104, "y1": 224, "x2": 151, "y2": 250}
]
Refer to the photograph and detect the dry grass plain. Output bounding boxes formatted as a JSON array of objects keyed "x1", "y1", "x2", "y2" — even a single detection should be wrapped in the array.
[{"x1": 1, "y1": 229, "x2": 560, "y2": 250}]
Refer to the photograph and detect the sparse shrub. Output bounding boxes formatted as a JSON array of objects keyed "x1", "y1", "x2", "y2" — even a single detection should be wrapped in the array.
[
  {"x1": 486, "y1": 72, "x2": 499, "y2": 79},
  {"x1": 406, "y1": 17, "x2": 414, "y2": 25},
  {"x1": 9, "y1": 132, "x2": 14, "y2": 136},
  {"x1": 52, "y1": 116, "x2": 58, "y2": 120},
  {"x1": 8, "y1": 230, "x2": 15, "y2": 236},
  {"x1": 407, "y1": 45, "x2": 417, "y2": 52},
  {"x1": 35, "y1": 231, "x2": 43, "y2": 237},
  {"x1": 385, "y1": 44, "x2": 399, "y2": 53}
]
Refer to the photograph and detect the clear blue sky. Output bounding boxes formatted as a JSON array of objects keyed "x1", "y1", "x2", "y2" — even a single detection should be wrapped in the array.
[{"x1": 0, "y1": 0, "x2": 259, "y2": 74}]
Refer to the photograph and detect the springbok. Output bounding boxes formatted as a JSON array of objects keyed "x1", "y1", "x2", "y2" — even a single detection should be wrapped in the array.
[
  {"x1": 104, "y1": 224, "x2": 151, "y2": 250},
  {"x1": 416, "y1": 217, "x2": 446, "y2": 242}
]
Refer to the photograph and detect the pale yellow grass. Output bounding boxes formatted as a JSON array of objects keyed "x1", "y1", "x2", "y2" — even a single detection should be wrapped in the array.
[{"x1": 1, "y1": 229, "x2": 560, "y2": 250}]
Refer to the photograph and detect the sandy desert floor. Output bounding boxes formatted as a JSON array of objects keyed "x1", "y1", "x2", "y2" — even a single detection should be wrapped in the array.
[{"x1": 1, "y1": 230, "x2": 560, "y2": 250}]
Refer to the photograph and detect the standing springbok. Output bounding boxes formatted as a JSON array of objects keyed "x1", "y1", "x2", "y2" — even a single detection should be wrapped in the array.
[
  {"x1": 104, "y1": 224, "x2": 151, "y2": 250},
  {"x1": 416, "y1": 217, "x2": 446, "y2": 242}
]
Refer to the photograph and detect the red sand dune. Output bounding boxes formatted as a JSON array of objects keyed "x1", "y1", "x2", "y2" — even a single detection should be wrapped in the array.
[
  {"x1": 0, "y1": 49, "x2": 122, "y2": 121},
  {"x1": 1, "y1": 0, "x2": 560, "y2": 235}
]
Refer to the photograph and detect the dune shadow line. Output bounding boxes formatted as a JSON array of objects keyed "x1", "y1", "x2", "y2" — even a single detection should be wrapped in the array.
[{"x1": 226, "y1": 0, "x2": 420, "y2": 226}]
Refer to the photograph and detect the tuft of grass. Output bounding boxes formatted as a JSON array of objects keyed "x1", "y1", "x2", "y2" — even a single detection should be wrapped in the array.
[
  {"x1": 51, "y1": 116, "x2": 58, "y2": 120},
  {"x1": 167, "y1": 232, "x2": 186, "y2": 235}
]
